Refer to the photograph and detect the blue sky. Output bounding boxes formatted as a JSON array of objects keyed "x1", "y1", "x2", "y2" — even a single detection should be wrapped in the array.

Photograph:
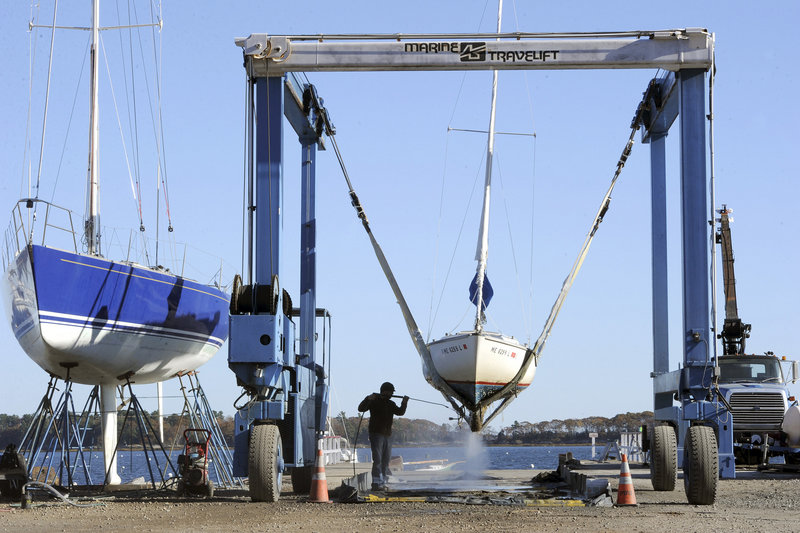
[{"x1": 1, "y1": 1, "x2": 798, "y2": 431}]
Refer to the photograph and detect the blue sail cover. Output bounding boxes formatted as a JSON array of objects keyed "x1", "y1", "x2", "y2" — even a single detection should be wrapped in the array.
[{"x1": 469, "y1": 272, "x2": 494, "y2": 311}]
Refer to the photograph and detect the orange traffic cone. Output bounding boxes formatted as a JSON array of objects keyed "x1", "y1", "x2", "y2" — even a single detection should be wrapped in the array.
[
  {"x1": 309, "y1": 440, "x2": 331, "y2": 503},
  {"x1": 615, "y1": 453, "x2": 638, "y2": 506}
]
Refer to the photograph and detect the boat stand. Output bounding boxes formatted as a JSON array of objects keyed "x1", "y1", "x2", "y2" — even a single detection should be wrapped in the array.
[
  {"x1": 175, "y1": 372, "x2": 243, "y2": 489},
  {"x1": 18, "y1": 372, "x2": 99, "y2": 489},
  {"x1": 110, "y1": 376, "x2": 178, "y2": 488}
]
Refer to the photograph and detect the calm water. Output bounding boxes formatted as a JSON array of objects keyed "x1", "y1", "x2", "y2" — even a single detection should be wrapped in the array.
[
  {"x1": 32, "y1": 444, "x2": 594, "y2": 485},
  {"x1": 358, "y1": 444, "x2": 595, "y2": 470},
  {"x1": 29, "y1": 449, "x2": 202, "y2": 486}
]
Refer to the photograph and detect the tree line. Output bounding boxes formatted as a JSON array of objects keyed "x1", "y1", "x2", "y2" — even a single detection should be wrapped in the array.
[
  {"x1": 485, "y1": 411, "x2": 653, "y2": 445},
  {"x1": 0, "y1": 412, "x2": 235, "y2": 450},
  {"x1": 1, "y1": 411, "x2": 652, "y2": 449}
]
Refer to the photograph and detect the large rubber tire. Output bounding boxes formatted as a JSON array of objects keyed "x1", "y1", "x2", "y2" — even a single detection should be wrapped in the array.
[
  {"x1": 683, "y1": 425, "x2": 719, "y2": 505},
  {"x1": 249, "y1": 424, "x2": 283, "y2": 502},
  {"x1": 290, "y1": 465, "x2": 314, "y2": 494},
  {"x1": 650, "y1": 424, "x2": 677, "y2": 491}
]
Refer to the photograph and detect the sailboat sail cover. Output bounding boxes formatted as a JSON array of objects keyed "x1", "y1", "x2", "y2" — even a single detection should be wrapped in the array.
[{"x1": 469, "y1": 272, "x2": 493, "y2": 311}]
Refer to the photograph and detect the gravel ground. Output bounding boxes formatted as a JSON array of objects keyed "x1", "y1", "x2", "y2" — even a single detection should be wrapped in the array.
[{"x1": 3, "y1": 467, "x2": 800, "y2": 532}]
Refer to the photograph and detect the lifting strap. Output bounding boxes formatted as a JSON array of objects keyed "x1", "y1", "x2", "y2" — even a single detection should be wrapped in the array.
[
  {"x1": 302, "y1": 85, "x2": 469, "y2": 418},
  {"x1": 324, "y1": 82, "x2": 650, "y2": 430},
  {"x1": 326, "y1": 133, "x2": 469, "y2": 420}
]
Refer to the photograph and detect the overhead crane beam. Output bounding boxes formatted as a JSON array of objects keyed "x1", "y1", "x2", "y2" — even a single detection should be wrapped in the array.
[{"x1": 236, "y1": 28, "x2": 713, "y2": 75}]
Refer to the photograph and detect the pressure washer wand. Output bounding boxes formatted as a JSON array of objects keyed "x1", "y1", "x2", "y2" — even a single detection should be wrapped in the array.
[{"x1": 392, "y1": 394, "x2": 454, "y2": 410}]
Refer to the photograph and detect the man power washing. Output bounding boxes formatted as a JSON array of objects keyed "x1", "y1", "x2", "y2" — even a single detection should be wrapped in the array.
[{"x1": 358, "y1": 382, "x2": 408, "y2": 491}]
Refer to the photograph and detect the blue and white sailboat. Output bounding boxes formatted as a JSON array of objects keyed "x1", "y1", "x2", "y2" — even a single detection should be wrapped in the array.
[
  {"x1": 3, "y1": 1, "x2": 228, "y2": 482},
  {"x1": 6, "y1": 236, "x2": 229, "y2": 386}
]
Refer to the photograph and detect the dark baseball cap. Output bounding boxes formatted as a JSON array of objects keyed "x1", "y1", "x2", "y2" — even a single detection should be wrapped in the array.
[{"x1": 380, "y1": 382, "x2": 395, "y2": 393}]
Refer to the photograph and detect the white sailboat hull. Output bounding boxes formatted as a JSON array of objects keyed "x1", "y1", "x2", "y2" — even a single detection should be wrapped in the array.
[
  {"x1": 13, "y1": 319, "x2": 222, "y2": 385},
  {"x1": 427, "y1": 331, "x2": 535, "y2": 406}
]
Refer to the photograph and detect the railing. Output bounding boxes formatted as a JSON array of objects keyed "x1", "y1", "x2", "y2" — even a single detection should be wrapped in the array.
[
  {"x1": 320, "y1": 435, "x2": 354, "y2": 466},
  {"x1": 596, "y1": 431, "x2": 645, "y2": 463},
  {"x1": 3, "y1": 198, "x2": 232, "y2": 291},
  {"x1": 3, "y1": 199, "x2": 79, "y2": 267}
]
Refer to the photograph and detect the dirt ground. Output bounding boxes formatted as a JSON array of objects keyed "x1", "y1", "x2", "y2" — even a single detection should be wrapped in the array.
[{"x1": 3, "y1": 466, "x2": 800, "y2": 532}]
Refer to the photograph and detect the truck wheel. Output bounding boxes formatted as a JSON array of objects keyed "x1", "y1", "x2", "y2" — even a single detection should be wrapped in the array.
[
  {"x1": 650, "y1": 424, "x2": 677, "y2": 491},
  {"x1": 291, "y1": 465, "x2": 314, "y2": 494},
  {"x1": 683, "y1": 425, "x2": 718, "y2": 505},
  {"x1": 249, "y1": 424, "x2": 283, "y2": 502}
]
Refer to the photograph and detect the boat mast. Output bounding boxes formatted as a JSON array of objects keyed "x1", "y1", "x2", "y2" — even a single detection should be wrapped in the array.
[
  {"x1": 473, "y1": 0, "x2": 502, "y2": 332},
  {"x1": 86, "y1": 0, "x2": 101, "y2": 255}
]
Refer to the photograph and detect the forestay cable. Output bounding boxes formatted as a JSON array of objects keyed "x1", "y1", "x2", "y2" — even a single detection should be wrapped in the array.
[{"x1": 318, "y1": 115, "x2": 469, "y2": 420}]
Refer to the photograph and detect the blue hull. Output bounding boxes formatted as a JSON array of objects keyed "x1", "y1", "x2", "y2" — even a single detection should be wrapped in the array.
[{"x1": 6, "y1": 244, "x2": 229, "y2": 384}]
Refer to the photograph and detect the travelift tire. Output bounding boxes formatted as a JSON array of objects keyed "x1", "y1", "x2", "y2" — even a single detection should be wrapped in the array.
[
  {"x1": 650, "y1": 424, "x2": 677, "y2": 491},
  {"x1": 683, "y1": 425, "x2": 718, "y2": 505},
  {"x1": 249, "y1": 425, "x2": 283, "y2": 502}
]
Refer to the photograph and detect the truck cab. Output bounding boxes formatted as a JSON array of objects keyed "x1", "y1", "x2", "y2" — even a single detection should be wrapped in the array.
[{"x1": 716, "y1": 354, "x2": 796, "y2": 464}]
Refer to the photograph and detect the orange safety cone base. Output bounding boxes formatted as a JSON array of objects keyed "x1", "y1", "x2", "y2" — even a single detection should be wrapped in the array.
[
  {"x1": 614, "y1": 491, "x2": 639, "y2": 507},
  {"x1": 308, "y1": 446, "x2": 332, "y2": 503},
  {"x1": 308, "y1": 484, "x2": 331, "y2": 503},
  {"x1": 614, "y1": 453, "x2": 638, "y2": 507}
]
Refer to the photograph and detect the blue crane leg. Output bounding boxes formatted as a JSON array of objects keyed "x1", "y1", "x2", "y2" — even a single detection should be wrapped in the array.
[
  {"x1": 255, "y1": 76, "x2": 284, "y2": 285},
  {"x1": 649, "y1": 130, "x2": 671, "y2": 413},
  {"x1": 678, "y1": 68, "x2": 734, "y2": 478}
]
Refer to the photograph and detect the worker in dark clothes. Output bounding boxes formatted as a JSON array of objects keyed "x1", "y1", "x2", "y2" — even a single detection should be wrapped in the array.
[{"x1": 358, "y1": 382, "x2": 408, "y2": 491}]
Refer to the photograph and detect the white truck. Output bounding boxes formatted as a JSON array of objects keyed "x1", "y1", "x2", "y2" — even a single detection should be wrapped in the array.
[{"x1": 716, "y1": 352, "x2": 798, "y2": 465}]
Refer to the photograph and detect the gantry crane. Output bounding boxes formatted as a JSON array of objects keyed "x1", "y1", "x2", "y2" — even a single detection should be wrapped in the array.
[{"x1": 227, "y1": 29, "x2": 721, "y2": 504}]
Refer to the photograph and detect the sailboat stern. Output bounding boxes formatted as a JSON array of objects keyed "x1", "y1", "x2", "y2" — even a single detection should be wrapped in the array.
[
  {"x1": 5, "y1": 246, "x2": 40, "y2": 345},
  {"x1": 427, "y1": 331, "x2": 535, "y2": 408}
]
